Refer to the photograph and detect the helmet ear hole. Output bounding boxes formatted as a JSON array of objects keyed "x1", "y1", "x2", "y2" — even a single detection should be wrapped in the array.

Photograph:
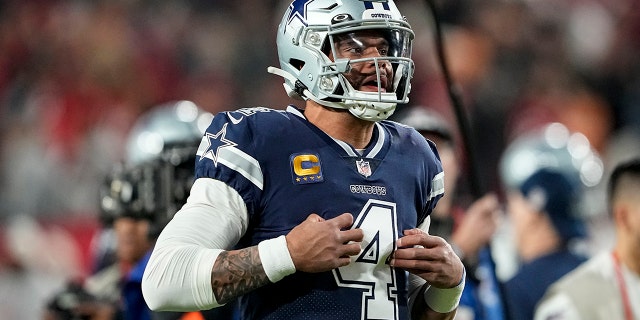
[
  {"x1": 290, "y1": 58, "x2": 305, "y2": 71},
  {"x1": 321, "y1": 40, "x2": 331, "y2": 56}
]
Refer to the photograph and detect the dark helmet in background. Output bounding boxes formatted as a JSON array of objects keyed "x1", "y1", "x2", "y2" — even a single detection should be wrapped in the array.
[{"x1": 99, "y1": 101, "x2": 212, "y2": 234}]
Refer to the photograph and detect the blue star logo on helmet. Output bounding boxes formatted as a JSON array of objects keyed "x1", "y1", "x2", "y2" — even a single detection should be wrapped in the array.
[
  {"x1": 361, "y1": 1, "x2": 390, "y2": 10},
  {"x1": 287, "y1": 0, "x2": 314, "y2": 28}
]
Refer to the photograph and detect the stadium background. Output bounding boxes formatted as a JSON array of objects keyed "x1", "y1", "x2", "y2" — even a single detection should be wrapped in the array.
[{"x1": 0, "y1": 0, "x2": 638, "y2": 318}]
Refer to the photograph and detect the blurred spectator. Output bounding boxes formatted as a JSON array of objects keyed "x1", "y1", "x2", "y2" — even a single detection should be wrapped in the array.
[
  {"x1": 0, "y1": 215, "x2": 88, "y2": 320},
  {"x1": 534, "y1": 158, "x2": 640, "y2": 320},
  {"x1": 498, "y1": 123, "x2": 604, "y2": 320}
]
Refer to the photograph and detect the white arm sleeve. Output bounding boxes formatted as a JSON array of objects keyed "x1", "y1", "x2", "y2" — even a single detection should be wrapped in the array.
[{"x1": 141, "y1": 178, "x2": 248, "y2": 311}]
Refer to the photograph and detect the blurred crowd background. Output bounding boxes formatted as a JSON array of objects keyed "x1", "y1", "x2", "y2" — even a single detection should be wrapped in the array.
[{"x1": 0, "y1": 0, "x2": 638, "y2": 318}]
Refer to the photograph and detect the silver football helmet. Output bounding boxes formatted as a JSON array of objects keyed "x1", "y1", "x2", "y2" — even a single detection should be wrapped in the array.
[
  {"x1": 500, "y1": 122, "x2": 604, "y2": 188},
  {"x1": 500, "y1": 123, "x2": 605, "y2": 239},
  {"x1": 125, "y1": 100, "x2": 213, "y2": 165},
  {"x1": 500, "y1": 122, "x2": 604, "y2": 191},
  {"x1": 268, "y1": 0, "x2": 414, "y2": 121}
]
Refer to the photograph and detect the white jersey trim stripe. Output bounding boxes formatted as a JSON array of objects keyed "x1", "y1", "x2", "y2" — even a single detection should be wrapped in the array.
[
  {"x1": 429, "y1": 171, "x2": 445, "y2": 200},
  {"x1": 333, "y1": 138, "x2": 358, "y2": 156},
  {"x1": 287, "y1": 105, "x2": 305, "y2": 118},
  {"x1": 197, "y1": 141, "x2": 264, "y2": 190},
  {"x1": 365, "y1": 122, "x2": 386, "y2": 158}
]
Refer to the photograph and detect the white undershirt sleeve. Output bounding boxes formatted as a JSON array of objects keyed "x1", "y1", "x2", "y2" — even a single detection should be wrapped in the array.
[{"x1": 142, "y1": 178, "x2": 248, "y2": 311}]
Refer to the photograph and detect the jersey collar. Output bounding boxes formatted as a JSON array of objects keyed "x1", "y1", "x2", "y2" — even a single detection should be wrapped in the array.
[{"x1": 287, "y1": 105, "x2": 388, "y2": 159}]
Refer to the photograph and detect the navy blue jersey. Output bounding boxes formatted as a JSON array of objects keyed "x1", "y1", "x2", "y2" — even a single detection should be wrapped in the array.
[
  {"x1": 503, "y1": 250, "x2": 587, "y2": 320},
  {"x1": 195, "y1": 106, "x2": 444, "y2": 320}
]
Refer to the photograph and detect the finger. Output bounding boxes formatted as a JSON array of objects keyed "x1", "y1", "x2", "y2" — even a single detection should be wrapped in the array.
[
  {"x1": 393, "y1": 246, "x2": 438, "y2": 261},
  {"x1": 402, "y1": 228, "x2": 424, "y2": 236},
  {"x1": 336, "y1": 256, "x2": 353, "y2": 268},
  {"x1": 340, "y1": 228, "x2": 364, "y2": 242},
  {"x1": 340, "y1": 242, "x2": 362, "y2": 257},
  {"x1": 397, "y1": 228, "x2": 428, "y2": 248},
  {"x1": 398, "y1": 233, "x2": 445, "y2": 250},
  {"x1": 306, "y1": 213, "x2": 325, "y2": 222},
  {"x1": 329, "y1": 212, "x2": 354, "y2": 229},
  {"x1": 390, "y1": 256, "x2": 438, "y2": 271},
  {"x1": 419, "y1": 235, "x2": 448, "y2": 249}
]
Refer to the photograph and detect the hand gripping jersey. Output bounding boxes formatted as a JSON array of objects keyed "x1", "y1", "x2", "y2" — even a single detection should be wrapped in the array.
[{"x1": 195, "y1": 106, "x2": 444, "y2": 320}]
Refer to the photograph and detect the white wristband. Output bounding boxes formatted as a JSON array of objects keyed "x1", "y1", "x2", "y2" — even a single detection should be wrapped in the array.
[
  {"x1": 424, "y1": 269, "x2": 465, "y2": 313},
  {"x1": 257, "y1": 235, "x2": 296, "y2": 283}
]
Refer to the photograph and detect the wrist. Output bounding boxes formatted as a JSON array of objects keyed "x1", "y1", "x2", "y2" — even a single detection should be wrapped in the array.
[
  {"x1": 423, "y1": 268, "x2": 465, "y2": 313},
  {"x1": 258, "y1": 235, "x2": 296, "y2": 283}
]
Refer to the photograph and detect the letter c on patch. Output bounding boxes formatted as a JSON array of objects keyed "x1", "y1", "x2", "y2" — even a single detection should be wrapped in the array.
[{"x1": 293, "y1": 154, "x2": 320, "y2": 176}]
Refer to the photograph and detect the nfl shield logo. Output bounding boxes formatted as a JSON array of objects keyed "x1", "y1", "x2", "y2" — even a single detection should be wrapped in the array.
[{"x1": 356, "y1": 159, "x2": 372, "y2": 178}]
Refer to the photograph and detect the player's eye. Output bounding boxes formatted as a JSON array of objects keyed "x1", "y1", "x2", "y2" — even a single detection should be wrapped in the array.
[{"x1": 345, "y1": 46, "x2": 364, "y2": 55}]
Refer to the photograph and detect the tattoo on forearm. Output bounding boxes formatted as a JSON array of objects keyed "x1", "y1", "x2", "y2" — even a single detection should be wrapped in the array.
[{"x1": 211, "y1": 246, "x2": 271, "y2": 304}]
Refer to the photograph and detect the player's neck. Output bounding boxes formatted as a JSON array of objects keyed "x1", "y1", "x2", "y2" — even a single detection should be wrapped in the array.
[{"x1": 304, "y1": 102, "x2": 374, "y2": 149}]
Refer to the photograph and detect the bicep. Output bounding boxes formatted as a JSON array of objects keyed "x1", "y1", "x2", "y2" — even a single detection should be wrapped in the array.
[
  {"x1": 142, "y1": 178, "x2": 248, "y2": 311},
  {"x1": 164, "y1": 177, "x2": 248, "y2": 248}
]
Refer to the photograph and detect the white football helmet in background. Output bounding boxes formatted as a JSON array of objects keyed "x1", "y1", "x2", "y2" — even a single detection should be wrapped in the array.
[
  {"x1": 500, "y1": 122, "x2": 604, "y2": 191},
  {"x1": 125, "y1": 100, "x2": 212, "y2": 166},
  {"x1": 500, "y1": 122, "x2": 605, "y2": 221}
]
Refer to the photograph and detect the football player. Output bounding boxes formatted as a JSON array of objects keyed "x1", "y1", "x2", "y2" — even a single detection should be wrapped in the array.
[{"x1": 142, "y1": 2, "x2": 464, "y2": 319}]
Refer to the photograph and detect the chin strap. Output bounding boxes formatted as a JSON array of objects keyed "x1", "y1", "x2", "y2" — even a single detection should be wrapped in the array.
[
  {"x1": 267, "y1": 67, "x2": 309, "y2": 99},
  {"x1": 267, "y1": 66, "x2": 395, "y2": 121}
]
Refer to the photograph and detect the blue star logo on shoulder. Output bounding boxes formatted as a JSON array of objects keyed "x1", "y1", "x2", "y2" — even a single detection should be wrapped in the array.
[{"x1": 200, "y1": 123, "x2": 237, "y2": 167}]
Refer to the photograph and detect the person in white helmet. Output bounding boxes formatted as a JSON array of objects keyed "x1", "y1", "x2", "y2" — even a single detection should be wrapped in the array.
[
  {"x1": 142, "y1": 1, "x2": 464, "y2": 319},
  {"x1": 499, "y1": 123, "x2": 603, "y2": 320}
]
